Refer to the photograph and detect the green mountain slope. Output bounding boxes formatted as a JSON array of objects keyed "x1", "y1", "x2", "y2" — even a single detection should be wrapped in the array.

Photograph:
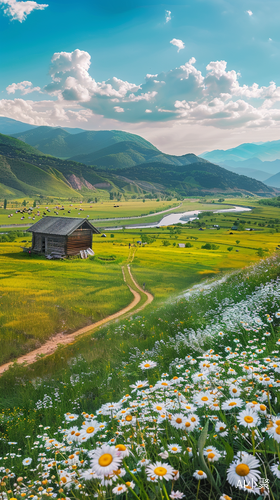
[
  {"x1": 0, "y1": 134, "x2": 113, "y2": 198},
  {"x1": 0, "y1": 132, "x2": 276, "y2": 199},
  {"x1": 70, "y1": 142, "x2": 209, "y2": 170},
  {"x1": 12, "y1": 127, "x2": 159, "y2": 158},
  {"x1": 110, "y1": 161, "x2": 273, "y2": 195}
]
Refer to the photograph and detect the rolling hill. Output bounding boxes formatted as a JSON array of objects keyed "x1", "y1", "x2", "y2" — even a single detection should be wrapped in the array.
[
  {"x1": 0, "y1": 132, "x2": 277, "y2": 199},
  {"x1": 70, "y1": 142, "x2": 209, "y2": 170},
  {"x1": 110, "y1": 161, "x2": 273, "y2": 196},
  {"x1": 12, "y1": 127, "x2": 158, "y2": 158}
]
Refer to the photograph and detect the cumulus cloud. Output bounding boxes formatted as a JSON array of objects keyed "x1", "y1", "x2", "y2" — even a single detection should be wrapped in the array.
[
  {"x1": 4, "y1": 49, "x2": 280, "y2": 143},
  {"x1": 246, "y1": 10, "x2": 253, "y2": 16},
  {"x1": 165, "y1": 10, "x2": 171, "y2": 23},
  {"x1": 6, "y1": 80, "x2": 41, "y2": 94},
  {"x1": 0, "y1": 0, "x2": 48, "y2": 22},
  {"x1": 170, "y1": 38, "x2": 185, "y2": 52}
]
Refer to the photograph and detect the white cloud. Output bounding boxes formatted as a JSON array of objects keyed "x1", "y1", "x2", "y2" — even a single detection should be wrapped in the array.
[
  {"x1": 114, "y1": 106, "x2": 124, "y2": 113},
  {"x1": 6, "y1": 80, "x2": 41, "y2": 94},
  {"x1": 4, "y1": 50, "x2": 280, "y2": 154},
  {"x1": 246, "y1": 10, "x2": 253, "y2": 16},
  {"x1": 165, "y1": 10, "x2": 171, "y2": 23},
  {"x1": 170, "y1": 38, "x2": 185, "y2": 52},
  {"x1": 0, "y1": 0, "x2": 48, "y2": 22}
]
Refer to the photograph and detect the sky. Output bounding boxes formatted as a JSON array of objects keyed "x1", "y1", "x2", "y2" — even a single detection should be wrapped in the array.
[{"x1": 1, "y1": 0, "x2": 280, "y2": 154}]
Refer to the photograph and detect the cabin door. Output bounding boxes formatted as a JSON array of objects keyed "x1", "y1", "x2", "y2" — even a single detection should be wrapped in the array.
[{"x1": 42, "y1": 237, "x2": 46, "y2": 253}]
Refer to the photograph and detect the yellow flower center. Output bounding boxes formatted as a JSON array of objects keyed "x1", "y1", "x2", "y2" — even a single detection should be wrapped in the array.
[
  {"x1": 191, "y1": 417, "x2": 196, "y2": 422},
  {"x1": 244, "y1": 416, "x2": 254, "y2": 423},
  {"x1": 207, "y1": 453, "x2": 215, "y2": 459},
  {"x1": 259, "y1": 405, "x2": 266, "y2": 411},
  {"x1": 201, "y1": 396, "x2": 208, "y2": 401},
  {"x1": 125, "y1": 415, "x2": 132, "y2": 421},
  {"x1": 86, "y1": 427, "x2": 95, "y2": 434},
  {"x1": 276, "y1": 426, "x2": 280, "y2": 435},
  {"x1": 219, "y1": 426, "x2": 225, "y2": 431},
  {"x1": 235, "y1": 464, "x2": 250, "y2": 476},
  {"x1": 185, "y1": 422, "x2": 191, "y2": 427},
  {"x1": 154, "y1": 466, "x2": 167, "y2": 476},
  {"x1": 98, "y1": 454, "x2": 113, "y2": 467},
  {"x1": 176, "y1": 418, "x2": 182, "y2": 424},
  {"x1": 115, "y1": 444, "x2": 126, "y2": 451},
  {"x1": 156, "y1": 406, "x2": 162, "y2": 410},
  {"x1": 172, "y1": 447, "x2": 177, "y2": 451},
  {"x1": 228, "y1": 402, "x2": 237, "y2": 406},
  {"x1": 61, "y1": 477, "x2": 67, "y2": 484},
  {"x1": 197, "y1": 470, "x2": 204, "y2": 476},
  {"x1": 275, "y1": 419, "x2": 280, "y2": 426},
  {"x1": 232, "y1": 388, "x2": 237, "y2": 393},
  {"x1": 144, "y1": 364, "x2": 150, "y2": 367}
]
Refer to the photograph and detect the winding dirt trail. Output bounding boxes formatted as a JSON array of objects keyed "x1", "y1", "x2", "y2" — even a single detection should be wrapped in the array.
[{"x1": 0, "y1": 264, "x2": 153, "y2": 375}]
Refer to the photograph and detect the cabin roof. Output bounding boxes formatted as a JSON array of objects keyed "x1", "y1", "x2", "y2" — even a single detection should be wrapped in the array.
[{"x1": 27, "y1": 216, "x2": 100, "y2": 236}]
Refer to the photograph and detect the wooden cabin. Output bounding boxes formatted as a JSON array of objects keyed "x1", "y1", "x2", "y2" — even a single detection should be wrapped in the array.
[{"x1": 27, "y1": 217, "x2": 99, "y2": 256}]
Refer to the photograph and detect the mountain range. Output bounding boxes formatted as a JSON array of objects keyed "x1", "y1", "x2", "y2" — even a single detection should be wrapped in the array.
[
  {"x1": 200, "y1": 141, "x2": 280, "y2": 188},
  {"x1": 0, "y1": 117, "x2": 277, "y2": 198}
]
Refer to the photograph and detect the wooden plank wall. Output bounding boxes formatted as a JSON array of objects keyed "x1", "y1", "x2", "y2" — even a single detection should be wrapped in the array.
[{"x1": 66, "y1": 229, "x2": 92, "y2": 255}]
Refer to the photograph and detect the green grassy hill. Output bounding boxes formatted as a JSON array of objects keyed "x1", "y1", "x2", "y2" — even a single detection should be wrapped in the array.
[
  {"x1": 111, "y1": 161, "x2": 274, "y2": 195},
  {"x1": 0, "y1": 132, "x2": 276, "y2": 199},
  {"x1": 12, "y1": 127, "x2": 159, "y2": 158}
]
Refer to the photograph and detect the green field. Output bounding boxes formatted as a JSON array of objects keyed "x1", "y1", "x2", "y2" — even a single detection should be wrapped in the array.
[{"x1": 0, "y1": 199, "x2": 280, "y2": 366}]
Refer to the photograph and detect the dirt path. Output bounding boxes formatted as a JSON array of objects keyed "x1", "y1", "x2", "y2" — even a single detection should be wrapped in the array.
[{"x1": 0, "y1": 265, "x2": 153, "y2": 375}]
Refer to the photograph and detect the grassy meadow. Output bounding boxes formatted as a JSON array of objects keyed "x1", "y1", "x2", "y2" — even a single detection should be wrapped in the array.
[
  {"x1": 0, "y1": 199, "x2": 181, "y2": 226},
  {"x1": 1, "y1": 254, "x2": 280, "y2": 499},
  {"x1": 0, "y1": 199, "x2": 280, "y2": 365}
]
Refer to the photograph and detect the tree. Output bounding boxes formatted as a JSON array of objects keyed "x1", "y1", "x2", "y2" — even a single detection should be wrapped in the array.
[
  {"x1": 33, "y1": 200, "x2": 37, "y2": 208},
  {"x1": 236, "y1": 240, "x2": 240, "y2": 245},
  {"x1": 109, "y1": 192, "x2": 114, "y2": 200},
  {"x1": 22, "y1": 200, "x2": 27, "y2": 207},
  {"x1": 4, "y1": 199, "x2": 7, "y2": 209}
]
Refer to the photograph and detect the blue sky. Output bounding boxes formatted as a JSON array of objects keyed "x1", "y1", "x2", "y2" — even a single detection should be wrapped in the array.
[{"x1": 1, "y1": 0, "x2": 280, "y2": 154}]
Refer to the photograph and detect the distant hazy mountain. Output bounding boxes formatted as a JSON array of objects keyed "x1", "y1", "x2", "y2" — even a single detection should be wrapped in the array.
[
  {"x1": 0, "y1": 117, "x2": 37, "y2": 135},
  {"x1": 219, "y1": 164, "x2": 271, "y2": 183},
  {"x1": 12, "y1": 127, "x2": 158, "y2": 158},
  {"x1": 200, "y1": 140, "x2": 280, "y2": 163},
  {"x1": 265, "y1": 172, "x2": 280, "y2": 188}
]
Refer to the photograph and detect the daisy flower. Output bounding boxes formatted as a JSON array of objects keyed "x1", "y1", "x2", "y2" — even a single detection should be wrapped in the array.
[
  {"x1": 266, "y1": 420, "x2": 280, "y2": 442},
  {"x1": 139, "y1": 360, "x2": 157, "y2": 370},
  {"x1": 220, "y1": 495, "x2": 232, "y2": 500},
  {"x1": 171, "y1": 414, "x2": 186, "y2": 430},
  {"x1": 22, "y1": 457, "x2": 32, "y2": 466},
  {"x1": 193, "y1": 391, "x2": 214, "y2": 407},
  {"x1": 146, "y1": 461, "x2": 174, "y2": 482},
  {"x1": 90, "y1": 445, "x2": 122, "y2": 476},
  {"x1": 167, "y1": 444, "x2": 182, "y2": 454},
  {"x1": 229, "y1": 385, "x2": 241, "y2": 397},
  {"x1": 193, "y1": 470, "x2": 207, "y2": 480},
  {"x1": 170, "y1": 491, "x2": 185, "y2": 499},
  {"x1": 80, "y1": 420, "x2": 99, "y2": 440},
  {"x1": 227, "y1": 452, "x2": 261, "y2": 489},
  {"x1": 271, "y1": 462, "x2": 280, "y2": 479},
  {"x1": 236, "y1": 408, "x2": 260, "y2": 428},
  {"x1": 129, "y1": 380, "x2": 149, "y2": 392},
  {"x1": 115, "y1": 444, "x2": 130, "y2": 458},
  {"x1": 221, "y1": 398, "x2": 244, "y2": 410},
  {"x1": 112, "y1": 484, "x2": 128, "y2": 495},
  {"x1": 215, "y1": 421, "x2": 228, "y2": 437}
]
